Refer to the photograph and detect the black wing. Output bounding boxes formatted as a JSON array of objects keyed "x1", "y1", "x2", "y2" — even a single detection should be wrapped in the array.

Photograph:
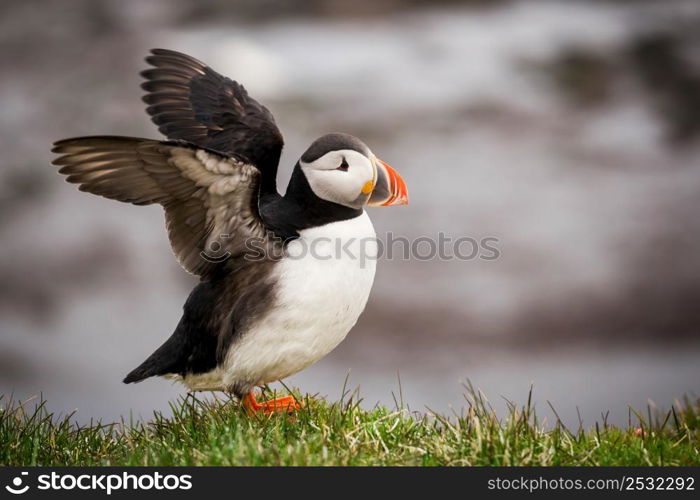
[
  {"x1": 141, "y1": 48, "x2": 284, "y2": 192},
  {"x1": 52, "y1": 136, "x2": 267, "y2": 279}
]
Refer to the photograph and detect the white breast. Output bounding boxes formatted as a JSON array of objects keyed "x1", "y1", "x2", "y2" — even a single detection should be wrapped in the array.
[{"x1": 222, "y1": 211, "x2": 377, "y2": 389}]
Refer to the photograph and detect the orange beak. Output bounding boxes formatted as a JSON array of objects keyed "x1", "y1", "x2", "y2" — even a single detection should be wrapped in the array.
[{"x1": 367, "y1": 158, "x2": 409, "y2": 206}]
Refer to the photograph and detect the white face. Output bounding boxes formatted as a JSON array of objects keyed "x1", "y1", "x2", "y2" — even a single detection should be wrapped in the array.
[{"x1": 299, "y1": 149, "x2": 376, "y2": 209}]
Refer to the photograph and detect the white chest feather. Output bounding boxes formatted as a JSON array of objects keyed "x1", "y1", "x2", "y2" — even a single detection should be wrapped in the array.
[{"x1": 221, "y1": 211, "x2": 377, "y2": 388}]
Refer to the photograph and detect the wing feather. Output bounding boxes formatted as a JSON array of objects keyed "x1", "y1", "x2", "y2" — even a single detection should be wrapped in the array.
[
  {"x1": 52, "y1": 136, "x2": 266, "y2": 278},
  {"x1": 141, "y1": 48, "x2": 284, "y2": 188}
]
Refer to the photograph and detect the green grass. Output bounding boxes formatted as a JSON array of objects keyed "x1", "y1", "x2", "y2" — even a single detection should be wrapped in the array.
[{"x1": 1, "y1": 384, "x2": 698, "y2": 466}]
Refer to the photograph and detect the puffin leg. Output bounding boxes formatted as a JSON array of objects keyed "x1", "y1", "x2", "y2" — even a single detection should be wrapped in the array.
[{"x1": 242, "y1": 391, "x2": 302, "y2": 415}]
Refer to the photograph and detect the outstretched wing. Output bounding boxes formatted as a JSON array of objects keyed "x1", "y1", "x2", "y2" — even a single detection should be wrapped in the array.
[
  {"x1": 52, "y1": 136, "x2": 266, "y2": 279},
  {"x1": 141, "y1": 48, "x2": 284, "y2": 186}
]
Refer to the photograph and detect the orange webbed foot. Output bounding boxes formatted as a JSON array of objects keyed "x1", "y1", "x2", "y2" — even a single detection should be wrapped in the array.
[{"x1": 242, "y1": 392, "x2": 303, "y2": 416}]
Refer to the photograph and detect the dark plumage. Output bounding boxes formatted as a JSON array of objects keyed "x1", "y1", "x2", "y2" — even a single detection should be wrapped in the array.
[
  {"x1": 142, "y1": 49, "x2": 284, "y2": 194},
  {"x1": 52, "y1": 136, "x2": 266, "y2": 279},
  {"x1": 123, "y1": 261, "x2": 277, "y2": 389},
  {"x1": 300, "y1": 133, "x2": 370, "y2": 163}
]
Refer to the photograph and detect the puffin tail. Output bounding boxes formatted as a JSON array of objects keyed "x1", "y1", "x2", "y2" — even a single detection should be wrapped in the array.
[
  {"x1": 123, "y1": 324, "x2": 187, "y2": 384},
  {"x1": 123, "y1": 282, "x2": 218, "y2": 384},
  {"x1": 123, "y1": 353, "x2": 171, "y2": 384},
  {"x1": 123, "y1": 360, "x2": 162, "y2": 384}
]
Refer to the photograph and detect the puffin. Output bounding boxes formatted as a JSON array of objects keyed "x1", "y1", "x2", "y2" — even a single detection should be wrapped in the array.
[{"x1": 51, "y1": 49, "x2": 408, "y2": 414}]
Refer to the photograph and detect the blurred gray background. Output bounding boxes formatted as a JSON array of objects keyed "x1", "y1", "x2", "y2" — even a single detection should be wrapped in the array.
[{"x1": 1, "y1": 0, "x2": 699, "y2": 427}]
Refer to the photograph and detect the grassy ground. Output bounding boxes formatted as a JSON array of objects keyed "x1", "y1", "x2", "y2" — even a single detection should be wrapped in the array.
[{"x1": 1, "y1": 385, "x2": 698, "y2": 466}]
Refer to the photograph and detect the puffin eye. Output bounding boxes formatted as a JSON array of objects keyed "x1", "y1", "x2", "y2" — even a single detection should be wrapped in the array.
[{"x1": 336, "y1": 158, "x2": 349, "y2": 172}]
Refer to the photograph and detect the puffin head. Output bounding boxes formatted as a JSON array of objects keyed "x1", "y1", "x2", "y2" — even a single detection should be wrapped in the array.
[{"x1": 298, "y1": 133, "x2": 408, "y2": 210}]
